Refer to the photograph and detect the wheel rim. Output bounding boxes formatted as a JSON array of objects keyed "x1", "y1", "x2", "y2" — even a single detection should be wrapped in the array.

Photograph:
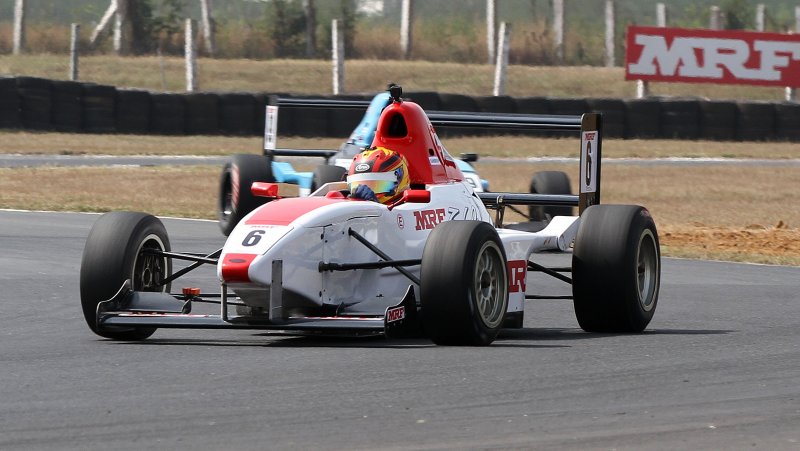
[
  {"x1": 473, "y1": 241, "x2": 507, "y2": 329},
  {"x1": 132, "y1": 234, "x2": 168, "y2": 292},
  {"x1": 636, "y1": 230, "x2": 658, "y2": 312}
]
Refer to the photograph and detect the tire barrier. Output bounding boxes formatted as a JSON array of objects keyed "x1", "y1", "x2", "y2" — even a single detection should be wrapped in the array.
[
  {"x1": 82, "y1": 83, "x2": 116, "y2": 134},
  {"x1": 699, "y1": 100, "x2": 737, "y2": 141},
  {"x1": 150, "y1": 93, "x2": 185, "y2": 135},
  {"x1": 184, "y1": 93, "x2": 219, "y2": 135},
  {"x1": 736, "y1": 101, "x2": 776, "y2": 141},
  {"x1": 659, "y1": 99, "x2": 700, "y2": 140},
  {"x1": 116, "y1": 89, "x2": 150, "y2": 134},
  {"x1": 219, "y1": 93, "x2": 256, "y2": 136},
  {"x1": 0, "y1": 77, "x2": 22, "y2": 129},
  {"x1": 586, "y1": 98, "x2": 625, "y2": 138},
  {"x1": 775, "y1": 102, "x2": 800, "y2": 142},
  {"x1": 623, "y1": 99, "x2": 660, "y2": 139},
  {"x1": 51, "y1": 80, "x2": 83, "y2": 132},
  {"x1": 0, "y1": 76, "x2": 798, "y2": 142},
  {"x1": 16, "y1": 77, "x2": 52, "y2": 130}
]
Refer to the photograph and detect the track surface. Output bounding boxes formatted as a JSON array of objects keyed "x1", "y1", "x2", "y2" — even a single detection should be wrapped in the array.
[{"x1": 1, "y1": 210, "x2": 798, "y2": 450}]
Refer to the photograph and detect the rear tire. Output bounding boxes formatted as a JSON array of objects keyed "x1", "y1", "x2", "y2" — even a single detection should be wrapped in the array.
[
  {"x1": 529, "y1": 171, "x2": 573, "y2": 221},
  {"x1": 310, "y1": 164, "x2": 347, "y2": 192},
  {"x1": 80, "y1": 212, "x2": 172, "y2": 340},
  {"x1": 421, "y1": 221, "x2": 508, "y2": 346},
  {"x1": 572, "y1": 205, "x2": 660, "y2": 332},
  {"x1": 218, "y1": 154, "x2": 274, "y2": 236}
]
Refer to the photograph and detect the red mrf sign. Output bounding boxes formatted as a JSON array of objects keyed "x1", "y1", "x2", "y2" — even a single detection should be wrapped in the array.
[{"x1": 625, "y1": 26, "x2": 800, "y2": 87}]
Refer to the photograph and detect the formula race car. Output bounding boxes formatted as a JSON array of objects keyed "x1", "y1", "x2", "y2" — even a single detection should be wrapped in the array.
[
  {"x1": 80, "y1": 85, "x2": 660, "y2": 346},
  {"x1": 217, "y1": 88, "x2": 572, "y2": 236}
]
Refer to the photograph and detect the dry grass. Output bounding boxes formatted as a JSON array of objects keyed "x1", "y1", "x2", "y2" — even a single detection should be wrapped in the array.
[
  {"x1": 0, "y1": 54, "x2": 792, "y2": 100},
  {"x1": 3, "y1": 131, "x2": 800, "y2": 161}
]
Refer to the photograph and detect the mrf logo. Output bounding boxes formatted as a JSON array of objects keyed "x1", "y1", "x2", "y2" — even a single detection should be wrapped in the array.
[
  {"x1": 507, "y1": 260, "x2": 526, "y2": 293},
  {"x1": 625, "y1": 26, "x2": 800, "y2": 87},
  {"x1": 386, "y1": 306, "x2": 405, "y2": 323},
  {"x1": 414, "y1": 208, "x2": 446, "y2": 231}
]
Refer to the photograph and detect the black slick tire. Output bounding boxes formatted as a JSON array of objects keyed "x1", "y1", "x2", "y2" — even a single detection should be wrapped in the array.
[
  {"x1": 218, "y1": 154, "x2": 274, "y2": 236},
  {"x1": 529, "y1": 171, "x2": 573, "y2": 220},
  {"x1": 421, "y1": 221, "x2": 508, "y2": 346},
  {"x1": 572, "y1": 205, "x2": 660, "y2": 332},
  {"x1": 80, "y1": 212, "x2": 172, "y2": 340}
]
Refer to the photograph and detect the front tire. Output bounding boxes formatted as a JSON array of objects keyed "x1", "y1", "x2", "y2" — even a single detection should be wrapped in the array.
[
  {"x1": 572, "y1": 205, "x2": 660, "y2": 332},
  {"x1": 218, "y1": 154, "x2": 274, "y2": 236},
  {"x1": 80, "y1": 212, "x2": 173, "y2": 340},
  {"x1": 421, "y1": 221, "x2": 508, "y2": 346}
]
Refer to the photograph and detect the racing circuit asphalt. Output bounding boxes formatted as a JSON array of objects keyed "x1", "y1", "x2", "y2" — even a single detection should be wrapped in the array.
[{"x1": 1, "y1": 210, "x2": 798, "y2": 450}]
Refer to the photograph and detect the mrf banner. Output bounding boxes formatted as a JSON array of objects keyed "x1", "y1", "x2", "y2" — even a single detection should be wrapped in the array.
[{"x1": 625, "y1": 26, "x2": 800, "y2": 88}]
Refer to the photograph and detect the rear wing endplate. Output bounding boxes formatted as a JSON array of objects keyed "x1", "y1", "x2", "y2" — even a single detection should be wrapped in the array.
[{"x1": 426, "y1": 111, "x2": 602, "y2": 214}]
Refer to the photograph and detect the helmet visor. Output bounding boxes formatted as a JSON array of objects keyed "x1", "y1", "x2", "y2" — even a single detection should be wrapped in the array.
[{"x1": 347, "y1": 172, "x2": 398, "y2": 194}]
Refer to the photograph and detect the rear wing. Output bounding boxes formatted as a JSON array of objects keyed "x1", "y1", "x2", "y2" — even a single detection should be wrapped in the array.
[
  {"x1": 263, "y1": 95, "x2": 602, "y2": 215},
  {"x1": 425, "y1": 111, "x2": 602, "y2": 215},
  {"x1": 263, "y1": 95, "x2": 381, "y2": 160}
]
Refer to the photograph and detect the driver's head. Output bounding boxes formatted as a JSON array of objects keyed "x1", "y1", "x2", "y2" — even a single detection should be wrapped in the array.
[{"x1": 347, "y1": 147, "x2": 410, "y2": 204}]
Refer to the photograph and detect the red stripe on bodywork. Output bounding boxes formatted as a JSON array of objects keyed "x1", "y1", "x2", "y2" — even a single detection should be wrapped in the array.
[
  {"x1": 221, "y1": 253, "x2": 257, "y2": 283},
  {"x1": 246, "y1": 197, "x2": 345, "y2": 226}
]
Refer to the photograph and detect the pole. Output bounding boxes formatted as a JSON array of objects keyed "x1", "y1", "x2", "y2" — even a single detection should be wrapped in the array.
[
  {"x1": 553, "y1": 0, "x2": 564, "y2": 63},
  {"x1": 486, "y1": 0, "x2": 497, "y2": 65},
  {"x1": 637, "y1": 3, "x2": 667, "y2": 98},
  {"x1": 69, "y1": 24, "x2": 80, "y2": 81},
  {"x1": 303, "y1": 0, "x2": 317, "y2": 58},
  {"x1": 332, "y1": 19, "x2": 344, "y2": 95},
  {"x1": 710, "y1": 6, "x2": 722, "y2": 30},
  {"x1": 200, "y1": 0, "x2": 215, "y2": 57},
  {"x1": 13, "y1": 0, "x2": 26, "y2": 55},
  {"x1": 755, "y1": 4, "x2": 766, "y2": 32},
  {"x1": 400, "y1": 0, "x2": 413, "y2": 59},
  {"x1": 787, "y1": 6, "x2": 800, "y2": 101},
  {"x1": 493, "y1": 22, "x2": 511, "y2": 96},
  {"x1": 114, "y1": 0, "x2": 131, "y2": 55},
  {"x1": 185, "y1": 19, "x2": 198, "y2": 92},
  {"x1": 604, "y1": 0, "x2": 615, "y2": 67}
]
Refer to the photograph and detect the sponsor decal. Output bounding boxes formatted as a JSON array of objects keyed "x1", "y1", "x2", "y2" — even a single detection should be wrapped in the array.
[
  {"x1": 414, "y1": 208, "x2": 446, "y2": 231},
  {"x1": 625, "y1": 26, "x2": 800, "y2": 87},
  {"x1": 429, "y1": 156, "x2": 442, "y2": 165},
  {"x1": 507, "y1": 260, "x2": 527, "y2": 293},
  {"x1": 580, "y1": 131, "x2": 598, "y2": 195},
  {"x1": 386, "y1": 306, "x2": 405, "y2": 323},
  {"x1": 355, "y1": 163, "x2": 371, "y2": 172},
  {"x1": 397, "y1": 213, "x2": 405, "y2": 229}
]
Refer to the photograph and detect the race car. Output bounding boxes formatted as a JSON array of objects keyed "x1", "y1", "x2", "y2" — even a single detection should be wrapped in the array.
[
  {"x1": 217, "y1": 88, "x2": 572, "y2": 236},
  {"x1": 79, "y1": 85, "x2": 660, "y2": 346},
  {"x1": 218, "y1": 90, "x2": 487, "y2": 236}
]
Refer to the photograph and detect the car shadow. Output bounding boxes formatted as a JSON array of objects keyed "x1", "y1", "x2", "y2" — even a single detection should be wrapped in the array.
[{"x1": 108, "y1": 328, "x2": 732, "y2": 349}]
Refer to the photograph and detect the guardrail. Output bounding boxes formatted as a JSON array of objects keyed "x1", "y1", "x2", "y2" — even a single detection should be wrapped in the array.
[{"x1": 0, "y1": 76, "x2": 798, "y2": 142}]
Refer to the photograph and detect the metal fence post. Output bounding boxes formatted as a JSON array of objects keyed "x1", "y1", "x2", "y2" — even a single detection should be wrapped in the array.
[
  {"x1": 493, "y1": 22, "x2": 511, "y2": 96},
  {"x1": 13, "y1": 0, "x2": 26, "y2": 55},
  {"x1": 553, "y1": 0, "x2": 564, "y2": 63},
  {"x1": 400, "y1": 0, "x2": 413, "y2": 59},
  {"x1": 332, "y1": 19, "x2": 344, "y2": 95},
  {"x1": 185, "y1": 19, "x2": 197, "y2": 92},
  {"x1": 69, "y1": 24, "x2": 80, "y2": 81},
  {"x1": 486, "y1": 0, "x2": 497, "y2": 65},
  {"x1": 605, "y1": 0, "x2": 615, "y2": 67}
]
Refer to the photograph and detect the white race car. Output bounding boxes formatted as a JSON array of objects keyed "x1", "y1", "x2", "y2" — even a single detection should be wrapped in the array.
[{"x1": 80, "y1": 86, "x2": 660, "y2": 346}]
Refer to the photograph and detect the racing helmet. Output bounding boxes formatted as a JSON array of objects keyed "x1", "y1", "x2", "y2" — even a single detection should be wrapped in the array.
[{"x1": 347, "y1": 147, "x2": 410, "y2": 204}]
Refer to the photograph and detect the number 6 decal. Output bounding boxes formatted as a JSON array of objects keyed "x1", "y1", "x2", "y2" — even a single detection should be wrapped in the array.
[
  {"x1": 243, "y1": 230, "x2": 265, "y2": 246},
  {"x1": 580, "y1": 130, "x2": 598, "y2": 194}
]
